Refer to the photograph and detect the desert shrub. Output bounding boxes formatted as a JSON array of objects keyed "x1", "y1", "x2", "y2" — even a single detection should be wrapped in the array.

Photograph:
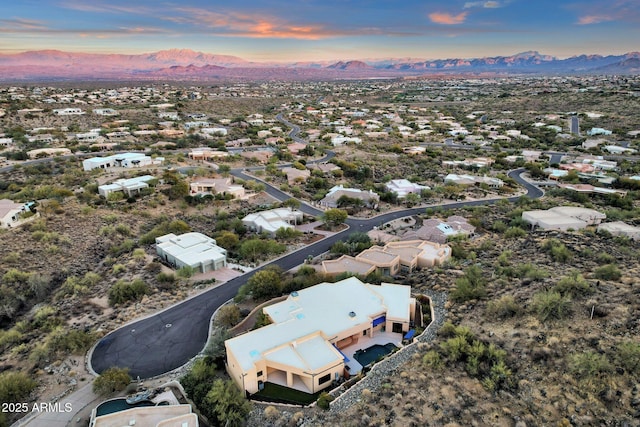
[
  {"x1": 596, "y1": 252, "x2": 615, "y2": 264},
  {"x1": 531, "y1": 290, "x2": 572, "y2": 322},
  {"x1": 569, "y1": 351, "x2": 612, "y2": 380},
  {"x1": 593, "y1": 264, "x2": 622, "y2": 281},
  {"x1": 156, "y1": 272, "x2": 177, "y2": 284},
  {"x1": 93, "y1": 367, "x2": 131, "y2": 396},
  {"x1": 504, "y1": 226, "x2": 526, "y2": 239},
  {"x1": 205, "y1": 379, "x2": 252, "y2": 425},
  {"x1": 47, "y1": 328, "x2": 97, "y2": 354},
  {"x1": 109, "y1": 239, "x2": 137, "y2": 257},
  {"x1": 317, "y1": 392, "x2": 334, "y2": 410},
  {"x1": 215, "y1": 304, "x2": 241, "y2": 328},
  {"x1": 0, "y1": 329, "x2": 23, "y2": 352},
  {"x1": 177, "y1": 265, "x2": 195, "y2": 278},
  {"x1": 451, "y1": 265, "x2": 487, "y2": 302},
  {"x1": 108, "y1": 279, "x2": 149, "y2": 306},
  {"x1": 616, "y1": 342, "x2": 640, "y2": 375},
  {"x1": 542, "y1": 238, "x2": 572, "y2": 263},
  {"x1": 0, "y1": 371, "x2": 37, "y2": 404},
  {"x1": 422, "y1": 350, "x2": 443, "y2": 370},
  {"x1": 555, "y1": 271, "x2": 592, "y2": 297},
  {"x1": 486, "y1": 295, "x2": 522, "y2": 318}
]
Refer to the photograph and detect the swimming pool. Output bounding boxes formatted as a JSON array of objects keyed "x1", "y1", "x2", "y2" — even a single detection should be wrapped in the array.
[
  {"x1": 353, "y1": 343, "x2": 398, "y2": 367},
  {"x1": 95, "y1": 398, "x2": 156, "y2": 417}
]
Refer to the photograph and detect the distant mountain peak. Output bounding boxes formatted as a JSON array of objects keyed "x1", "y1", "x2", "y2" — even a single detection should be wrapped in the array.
[{"x1": 326, "y1": 60, "x2": 372, "y2": 70}]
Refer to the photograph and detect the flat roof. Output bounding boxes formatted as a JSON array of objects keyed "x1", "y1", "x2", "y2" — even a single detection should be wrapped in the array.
[
  {"x1": 356, "y1": 247, "x2": 399, "y2": 265},
  {"x1": 226, "y1": 277, "x2": 412, "y2": 372},
  {"x1": 93, "y1": 404, "x2": 197, "y2": 427},
  {"x1": 322, "y1": 255, "x2": 374, "y2": 275},
  {"x1": 156, "y1": 232, "x2": 226, "y2": 265}
]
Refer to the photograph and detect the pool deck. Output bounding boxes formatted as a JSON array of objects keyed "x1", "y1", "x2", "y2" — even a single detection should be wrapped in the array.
[
  {"x1": 265, "y1": 331, "x2": 404, "y2": 393},
  {"x1": 341, "y1": 331, "x2": 403, "y2": 376}
]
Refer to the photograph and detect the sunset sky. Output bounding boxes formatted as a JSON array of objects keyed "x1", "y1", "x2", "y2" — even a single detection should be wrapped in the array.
[{"x1": 1, "y1": 0, "x2": 638, "y2": 61}]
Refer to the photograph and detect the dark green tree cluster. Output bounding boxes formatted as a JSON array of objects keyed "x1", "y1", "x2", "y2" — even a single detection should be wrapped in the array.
[{"x1": 181, "y1": 358, "x2": 251, "y2": 426}]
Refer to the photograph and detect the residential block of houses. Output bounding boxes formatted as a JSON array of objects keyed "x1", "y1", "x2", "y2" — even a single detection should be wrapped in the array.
[
  {"x1": 242, "y1": 208, "x2": 303, "y2": 235},
  {"x1": 225, "y1": 277, "x2": 415, "y2": 395},
  {"x1": 156, "y1": 232, "x2": 227, "y2": 273}
]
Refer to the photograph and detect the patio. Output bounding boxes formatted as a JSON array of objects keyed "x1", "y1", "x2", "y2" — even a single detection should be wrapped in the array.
[
  {"x1": 265, "y1": 369, "x2": 313, "y2": 394},
  {"x1": 340, "y1": 331, "x2": 403, "y2": 376},
  {"x1": 263, "y1": 331, "x2": 404, "y2": 393}
]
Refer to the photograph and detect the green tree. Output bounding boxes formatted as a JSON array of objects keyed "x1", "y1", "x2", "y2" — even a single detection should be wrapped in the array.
[
  {"x1": 246, "y1": 267, "x2": 283, "y2": 300},
  {"x1": 322, "y1": 208, "x2": 348, "y2": 229},
  {"x1": 216, "y1": 304, "x2": 241, "y2": 328},
  {"x1": 205, "y1": 379, "x2": 252, "y2": 426},
  {"x1": 215, "y1": 231, "x2": 240, "y2": 250},
  {"x1": 93, "y1": 367, "x2": 131, "y2": 396}
]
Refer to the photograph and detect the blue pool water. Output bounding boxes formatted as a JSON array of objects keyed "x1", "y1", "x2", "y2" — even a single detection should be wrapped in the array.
[
  {"x1": 95, "y1": 398, "x2": 156, "y2": 417},
  {"x1": 353, "y1": 343, "x2": 398, "y2": 367}
]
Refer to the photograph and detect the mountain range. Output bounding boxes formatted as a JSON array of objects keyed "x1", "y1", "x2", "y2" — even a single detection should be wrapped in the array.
[{"x1": 0, "y1": 49, "x2": 638, "y2": 81}]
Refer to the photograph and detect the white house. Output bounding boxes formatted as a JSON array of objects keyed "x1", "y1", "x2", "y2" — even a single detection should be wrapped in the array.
[
  {"x1": 53, "y1": 108, "x2": 84, "y2": 115},
  {"x1": 82, "y1": 153, "x2": 161, "y2": 171},
  {"x1": 156, "y1": 232, "x2": 227, "y2": 273},
  {"x1": 385, "y1": 179, "x2": 430, "y2": 199},
  {"x1": 0, "y1": 199, "x2": 34, "y2": 228},
  {"x1": 200, "y1": 127, "x2": 228, "y2": 137},
  {"x1": 242, "y1": 208, "x2": 303, "y2": 235},
  {"x1": 331, "y1": 136, "x2": 362, "y2": 146},
  {"x1": 522, "y1": 207, "x2": 606, "y2": 231},
  {"x1": 225, "y1": 277, "x2": 415, "y2": 395},
  {"x1": 98, "y1": 175, "x2": 156, "y2": 198},
  {"x1": 92, "y1": 108, "x2": 119, "y2": 116}
]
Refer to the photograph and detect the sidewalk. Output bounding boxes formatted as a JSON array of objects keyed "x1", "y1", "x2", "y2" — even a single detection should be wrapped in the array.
[{"x1": 15, "y1": 380, "x2": 100, "y2": 427}]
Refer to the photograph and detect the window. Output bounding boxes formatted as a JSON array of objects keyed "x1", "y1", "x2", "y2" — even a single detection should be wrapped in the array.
[
  {"x1": 392, "y1": 322, "x2": 403, "y2": 333},
  {"x1": 319, "y1": 373, "x2": 331, "y2": 385},
  {"x1": 363, "y1": 330, "x2": 367, "y2": 336},
  {"x1": 257, "y1": 371, "x2": 263, "y2": 377}
]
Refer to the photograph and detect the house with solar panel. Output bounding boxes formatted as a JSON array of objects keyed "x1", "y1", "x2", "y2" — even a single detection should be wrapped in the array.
[{"x1": 224, "y1": 277, "x2": 416, "y2": 395}]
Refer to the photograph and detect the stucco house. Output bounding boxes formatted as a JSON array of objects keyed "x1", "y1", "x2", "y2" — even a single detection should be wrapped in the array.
[
  {"x1": 321, "y1": 240, "x2": 451, "y2": 277},
  {"x1": 385, "y1": 179, "x2": 430, "y2": 199},
  {"x1": 597, "y1": 221, "x2": 640, "y2": 241},
  {"x1": 155, "y1": 232, "x2": 227, "y2": 273},
  {"x1": 82, "y1": 153, "x2": 161, "y2": 171},
  {"x1": 402, "y1": 216, "x2": 475, "y2": 243},
  {"x1": 522, "y1": 206, "x2": 606, "y2": 231},
  {"x1": 242, "y1": 208, "x2": 303, "y2": 235},
  {"x1": 225, "y1": 277, "x2": 415, "y2": 395},
  {"x1": 98, "y1": 175, "x2": 156, "y2": 198},
  {"x1": 189, "y1": 177, "x2": 245, "y2": 199},
  {"x1": 319, "y1": 185, "x2": 380, "y2": 209},
  {"x1": 0, "y1": 199, "x2": 35, "y2": 228},
  {"x1": 281, "y1": 167, "x2": 311, "y2": 185}
]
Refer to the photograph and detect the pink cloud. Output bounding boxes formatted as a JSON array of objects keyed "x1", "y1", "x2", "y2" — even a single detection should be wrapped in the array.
[
  {"x1": 577, "y1": 15, "x2": 614, "y2": 25},
  {"x1": 428, "y1": 11, "x2": 469, "y2": 25}
]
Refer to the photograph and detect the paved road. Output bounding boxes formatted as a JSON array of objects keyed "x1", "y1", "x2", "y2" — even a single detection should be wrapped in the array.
[{"x1": 90, "y1": 168, "x2": 540, "y2": 379}]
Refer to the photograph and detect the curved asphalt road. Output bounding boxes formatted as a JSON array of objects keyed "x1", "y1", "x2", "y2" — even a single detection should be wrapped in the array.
[{"x1": 90, "y1": 168, "x2": 541, "y2": 379}]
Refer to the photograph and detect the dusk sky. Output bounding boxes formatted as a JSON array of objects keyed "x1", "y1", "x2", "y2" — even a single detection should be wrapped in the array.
[{"x1": 1, "y1": 0, "x2": 638, "y2": 61}]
